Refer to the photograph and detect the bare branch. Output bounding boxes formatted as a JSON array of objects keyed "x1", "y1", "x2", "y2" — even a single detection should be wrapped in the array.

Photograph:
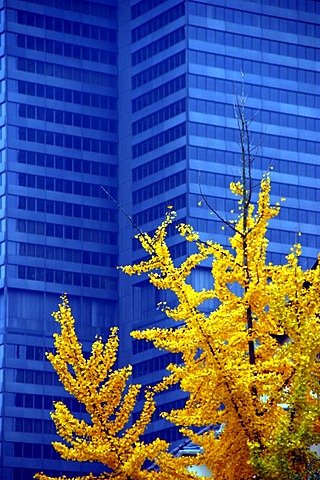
[
  {"x1": 198, "y1": 172, "x2": 242, "y2": 235},
  {"x1": 101, "y1": 185, "x2": 145, "y2": 237}
]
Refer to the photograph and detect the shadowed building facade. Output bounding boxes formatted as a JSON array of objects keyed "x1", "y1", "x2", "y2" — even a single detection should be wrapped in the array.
[
  {"x1": 0, "y1": 1, "x2": 118, "y2": 478},
  {"x1": 118, "y1": 0, "x2": 320, "y2": 451},
  {"x1": 0, "y1": 0, "x2": 319, "y2": 478}
]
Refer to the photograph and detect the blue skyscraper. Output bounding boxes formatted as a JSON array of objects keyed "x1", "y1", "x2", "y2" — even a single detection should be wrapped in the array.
[
  {"x1": 118, "y1": 0, "x2": 320, "y2": 450},
  {"x1": 0, "y1": 0, "x2": 319, "y2": 478},
  {"x1": 1, "y1": 1, "x2": 118, "y2": 478}
]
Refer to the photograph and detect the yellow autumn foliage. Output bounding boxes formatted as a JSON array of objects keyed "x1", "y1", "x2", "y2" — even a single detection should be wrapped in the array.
[
  {"x1": 121, "y1": 175, "x2": 320, "y2": 480},
  {"x1": 34, "y1": 296, "x2": 199, "y2": 480},
  {"x1": 35, "y1": 173, "x2": 320, "y2": 480}
]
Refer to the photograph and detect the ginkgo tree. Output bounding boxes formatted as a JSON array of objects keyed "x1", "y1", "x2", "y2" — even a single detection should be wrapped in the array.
[
  {"x1": 36, "y1": 91, "x2": 320, "y2": 480},
  {"x1": 120, "y1": 96, "x2": 320, "y2": 479},
  {"x1": 34, "y1": 295, "x2": 198, "y2": 480},
  {"x1": 121, "y1": 177, "x2": 320, "y2": 480}
]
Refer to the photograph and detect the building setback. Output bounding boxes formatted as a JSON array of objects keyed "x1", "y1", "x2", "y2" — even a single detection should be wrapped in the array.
[{"x1": 0, "y1": 0, "x2": 319, "y2": 478}]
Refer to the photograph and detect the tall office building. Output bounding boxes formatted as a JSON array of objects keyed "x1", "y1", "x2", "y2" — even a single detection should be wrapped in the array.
[
  {"x1": 0, "y1": 0, "x2": 319, "y2": 478},
  {"x1": 118, "y1": 0, "x2": 320, "y2": 449},
  {"x1": 0, "y1": 0, "x2": 118, "y2": 478}
]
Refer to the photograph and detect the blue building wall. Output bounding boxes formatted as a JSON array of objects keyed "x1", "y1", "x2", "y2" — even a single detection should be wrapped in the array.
[
  {"x1": 0, "y1": 1, "x2": 118, "y2": 478},
  {"x1": 0, "y1": 0, "x2": 319, "y2": 478},
  {"x1": 118, "y1": 0, "x2": 320, "y2": 449}
]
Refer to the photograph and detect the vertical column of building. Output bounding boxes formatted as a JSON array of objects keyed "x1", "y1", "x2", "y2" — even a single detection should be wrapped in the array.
[
  {"x1": 0, "y1": 0, "x2": 5, "y2": 301},
  {"x1": 0, "y1": 0, "x2": 6, "y2": 474},
  {"x1": 117, "y1": 0, "x2": 133, "y2": 380},
  {"x1": 118, "y1": 0, "x2": 190, "y2": 446},
  {"x1": 1, "y1": 1, "x2": 118, "y2": 478}
]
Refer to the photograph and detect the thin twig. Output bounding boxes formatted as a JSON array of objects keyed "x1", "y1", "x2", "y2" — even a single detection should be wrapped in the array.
[
  {"x1": 101, "y1": 185, "x2": 145, "y2": 237},
  {"x1": 197, "y1": 172, "x2": 241, "y2": 235}
]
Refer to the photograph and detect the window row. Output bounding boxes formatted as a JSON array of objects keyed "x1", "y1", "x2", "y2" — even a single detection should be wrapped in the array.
[
  {"x1": 189, "y1": 123, "x2": 320, "y2": 155},
  {"x1": 271, "y1": 158, "x2": 320, "y2": 178},
  {"x1": 132, "y1": 27, "x2": 185, "y2": 66},
  {"x1": 260, "y1": 110, "x2": 319, "y2": 132},
  {"x1": 190, "y1": 26, "x2": 319, "y2": 62},
  {"x1": 17, "y1": 265, "x2": 117, "y2": 290},
  {"x1": 132, "y1": 2, "x2": 185, "y2": 42},
  {"x1": 190, "y1": 98, "x2": 234, "y2": 119},
  {"x1": 191, "y1": 193, "x2": 238, "y2": 215},
  {"x1": 132, "y1": 51, "x2": 185, "y2": 89},
  {"x1": 132, "y1": 74, "x2": 185, "y2": 112},
  {"x1": 16, "y1": 9, "x2": 117, "y2": 42},
  {"x1": 15, "y1": 392, "x2": 86, "y2": 412},
  {"x1": 133, "y1": 352, "x2": 182, "y2": 378},
  {"x1": 268, "y1": 229, "x2": 320, "y2": 249},
  {"x1": 26, "y1": 345, "x2": 51, "y2": 361},
  {"x1": 132, "y1": 338, "x2": 155, "y2": 354},
  {"x1": 189, "y1": 50, "x2": 320, "y2": 86},
  {"x1": 17, "y1": 57, "x2": 117, "y2": 88},
  {"x1": 189, "y1": 147, "x2": 320, "y2": 178},
  {"x1": 7, "y1": 344, "x2": 53, "y2": 361},
  {"x1": 131, "y1": 0, "x2": 166, "y2": 19},
  {"x1": 18, "y1": 103, "x2": 117, "y2": 133},
  {"x1": 18, "y1": 80, "x2": 117, "y2": 111},
  {"x1": 13, "y1": 442, "x2": 60, "y2": 460},
  {"x1": 15, "y1": 417, "x2": 55, "y2": 435},
  {"x1": 193, "y1": 210, "x2": 320, "y2": 246},
  {"x1": 18, "y1": 127, "x2": 117, "y2": 155},
  {"x1": 133, "y1": 146, "x2": 186, "y2": 182},
  {"x1": 190, "y1": 98, "x2": 320, "y2": 132},
  {"x1": 18, "y1": 173, "x2": 117, "y2": 200},
  {"x1": 132, "y1": 122, "x2": 186, "y2": 158},
  {"x1": 25, "y1": 0, "x2": 116, "y2": 19},
  {"x1": 259, "y1": 0, "x2": 320, "y2": 11},
  {"x1": 190, "y1": 75, "x2": 320, "y2": 110},
  {"x1": 279, "y1": 206, "x2": 320, "y2": 225},
  {"x1": 133, "y1": 194, "x2": 186, "y2": 226},
  {"x1": 8, "y1": 343, "x2": 82, "y2": 360},
  {"x1": 16, "y1": 219, "x2": 118, "y2": 245},
  {"x1": 272, "y1": 183, "x2": 320, "y2": 203},
  {"x1": 133, "y1": 170, "x2": 186, "y2": 205},
  {"x1": 17, "y1": 34, "x2": 117, "y2": 66},
  {"x1": 189, "y1": 170, "x2": 320, "y2": 202},
  {"x1": 189, "y1": 2, "x2": 320, "y2": 36},
  {"x1": 16, "y1": 368, "x2": 60, "y2": 386},
  {"x1": 133, "y1": 99, "x2": 185, "y2": 135},
  {"x1": 190, "y1": 217, "x2": 235, "y2": 237},
  {"x1": 17, "y1": 149, "x2": 117, "y2": 178},
  {"x1": 19, "y1": 242, "x2": 117, "y2": 268},
  {"x1": 17, "y1": 196, "x2": 117, "y2": 223}
]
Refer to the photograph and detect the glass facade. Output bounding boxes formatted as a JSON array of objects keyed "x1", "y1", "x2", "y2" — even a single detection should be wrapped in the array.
[
  {"x1": 118, "y1": 0, "x2": 320, "y2": 451},
  {"x1": 0, "y1": 0, "x2": 118, "y2": 478},
  {"x1": 0, "y1": 0, "x2": 319, "y2": 477}
]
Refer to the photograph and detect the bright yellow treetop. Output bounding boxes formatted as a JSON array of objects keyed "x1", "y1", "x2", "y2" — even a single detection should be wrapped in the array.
[
  {"x1": 121, "y1": 176, "x2": 320, "y2": 480},
  {"x1": 34, "y1": 296, "x2": 198, "y2": 480}
]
